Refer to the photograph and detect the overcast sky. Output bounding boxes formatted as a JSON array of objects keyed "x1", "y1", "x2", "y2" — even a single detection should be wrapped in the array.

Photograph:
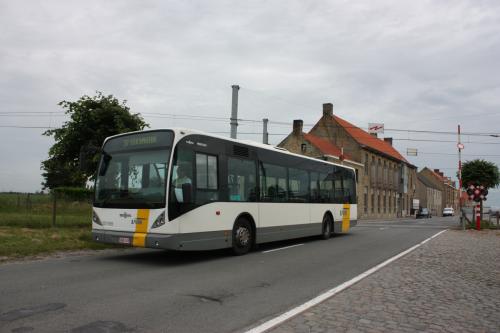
[{"x1": 1, "y1": 0, "x2": 499, "y2": 202}]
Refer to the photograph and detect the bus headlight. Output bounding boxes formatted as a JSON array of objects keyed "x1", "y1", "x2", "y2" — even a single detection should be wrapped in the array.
[
  {"x1": 151, "y1": 211, "x2": 166, "y2": 229},
  {"x1": 92, "y1": 210, "x2": 102, "y2": 225}
]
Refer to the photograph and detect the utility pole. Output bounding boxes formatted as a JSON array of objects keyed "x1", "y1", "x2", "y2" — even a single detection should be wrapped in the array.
[
  {"x1": 262, "y1": 118, "x2": 269, "y2": 144},
  {"x1": 230, "y1": 85, "x2": 240, "y2": 139},
  {"x1": 458, "y1": 124, "x2": 464, "y2": 229}
]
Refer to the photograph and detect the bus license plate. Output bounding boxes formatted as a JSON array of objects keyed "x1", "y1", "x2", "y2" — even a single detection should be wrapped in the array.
[{"x1": 118, "y1": 237, "x2": 131, "y2": 245}]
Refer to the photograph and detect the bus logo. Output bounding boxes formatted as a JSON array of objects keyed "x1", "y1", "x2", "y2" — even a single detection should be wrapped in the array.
[{"x1": 120, "y1": 212, "x2": 132, "y2": 219}]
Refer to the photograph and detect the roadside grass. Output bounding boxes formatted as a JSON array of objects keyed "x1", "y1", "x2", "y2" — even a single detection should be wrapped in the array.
[
  {"x1": 0, "y1": 192, "x2": 122, "y2": 261},
  {"x1": 0, "y1": 227, "x2": 122, "y2": 261}
]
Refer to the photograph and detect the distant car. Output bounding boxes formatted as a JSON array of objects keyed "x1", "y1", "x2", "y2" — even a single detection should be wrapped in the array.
[
  {"x1": 416, "y1": 208, "x2": 432, "y2": 219},
  {"x1": 443, "y1": 207, "x2": 454, "y2": 217}
]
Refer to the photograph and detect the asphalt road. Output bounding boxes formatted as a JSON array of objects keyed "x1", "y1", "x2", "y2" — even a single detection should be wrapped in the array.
[{"x1": 0, "y1": 216, "x2": 458, "y2": 333}]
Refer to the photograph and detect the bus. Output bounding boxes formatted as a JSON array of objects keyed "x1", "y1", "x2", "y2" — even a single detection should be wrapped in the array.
[{"x1": 92, "y1": 128, "x2": 357, "y2": 255}]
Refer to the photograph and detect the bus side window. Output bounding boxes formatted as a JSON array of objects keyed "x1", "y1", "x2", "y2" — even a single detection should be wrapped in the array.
[
  {"x1": 343, "y1": 169, "x2": 356, "y2": 204},
  {"x1": 195, "y1": 153, "x2": 219, "y2": 205},
  {"x1": 310, "y1": 172, "x2": 319, "y2": 203},
  {"x1": 333, "y1": 167, "x2": 344, "y2": 204},
  {"x1": 260, "y1": 162, "x2": 287, "y2": 202},
  {"x1": 288, "y1": 168, "x2": 309, "y2": 203},
  {"x1": 228, "y1": 157, "x2": 256, "y2": 202},
  {"x1": 170, "y1": 148, "x2": 194, "y2": 204},
  {"x1": 319, "y1": 172, "x2": 332, "y2": 203}
]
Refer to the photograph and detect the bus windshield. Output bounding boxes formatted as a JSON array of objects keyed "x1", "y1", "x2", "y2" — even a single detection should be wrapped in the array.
[{"x1": 94, "y1": 131, "x2": 173, "y2": 209}]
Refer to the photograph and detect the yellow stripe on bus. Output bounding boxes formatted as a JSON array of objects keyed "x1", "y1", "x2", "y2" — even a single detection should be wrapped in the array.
[
  {"x1": 132, "y1": 209, "x2": 150, "y2": 247},
  {"x1": 342, "y1": 203, "x2": 350, "y2": 233}
]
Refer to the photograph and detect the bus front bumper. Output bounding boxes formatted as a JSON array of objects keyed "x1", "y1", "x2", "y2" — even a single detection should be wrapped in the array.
[{"x1": 92, "y1": 230, "x2": 230, "y2": 251}]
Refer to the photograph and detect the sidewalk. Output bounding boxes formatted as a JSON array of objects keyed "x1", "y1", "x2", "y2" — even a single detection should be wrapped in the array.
[{"x1": 268, "y1": 229, "x2": 500, "y2": 333}]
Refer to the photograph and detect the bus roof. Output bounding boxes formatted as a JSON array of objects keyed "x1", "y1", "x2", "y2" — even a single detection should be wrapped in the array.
[{"x1": 104, "y1": 127, "x2": 357, "y2": 172}]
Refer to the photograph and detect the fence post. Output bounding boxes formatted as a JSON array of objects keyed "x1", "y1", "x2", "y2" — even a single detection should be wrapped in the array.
[
  {"x1": 52, "y1": 191, "x2": 57, "y2": 228},
  {"x1": 26, "y1": 193, "x2": 32, "y2": 212}
]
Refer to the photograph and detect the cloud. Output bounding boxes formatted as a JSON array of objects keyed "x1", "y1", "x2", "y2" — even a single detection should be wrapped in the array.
[{"x1": 0, "y1": 0, "x2": 499, "y2": 196}]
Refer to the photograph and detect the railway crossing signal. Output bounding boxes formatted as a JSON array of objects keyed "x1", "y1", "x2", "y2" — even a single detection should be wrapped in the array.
[
  {"x1": 466, "y1": 183, "x2": 489, "y2": 230},
  {"x1": 466, "y1": 184, "x2": 488, "y2": 203}
]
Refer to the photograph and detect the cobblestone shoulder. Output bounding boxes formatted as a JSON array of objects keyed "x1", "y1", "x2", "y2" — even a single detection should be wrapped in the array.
[{"x1": 269, "y1": 230, "x2": 500, "y2": 333}]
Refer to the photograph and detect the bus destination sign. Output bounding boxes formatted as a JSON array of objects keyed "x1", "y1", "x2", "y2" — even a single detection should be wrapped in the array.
[
  {"x1": 123, "y1": 135, "x2": 157, "y2": 148},
  {"x1": 104, "y1": 131, "x2": 174, "y2": 152}
]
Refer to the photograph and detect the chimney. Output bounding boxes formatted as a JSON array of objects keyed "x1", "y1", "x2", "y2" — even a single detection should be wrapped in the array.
[
  {"x1": 384, "y1": 137, "x2": 393, "y2": 146},
  {"x1": 293, "y1": 119, "x2": 303, "y2": 136},
  {"x1": 323, "y1": 103, "x2": 333, "y2": 117},
  {"x1": 434, "y1": 169, "x2": 440, "y2": 174}
]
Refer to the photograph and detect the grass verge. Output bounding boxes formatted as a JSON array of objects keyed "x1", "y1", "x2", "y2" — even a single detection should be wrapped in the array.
[{"x1": 0, "y1": 227, "x2": 122, "y2": 262}]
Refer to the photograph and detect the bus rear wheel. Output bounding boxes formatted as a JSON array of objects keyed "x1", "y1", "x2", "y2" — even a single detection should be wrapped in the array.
[
  {"x1": 321, "y1": 214, "x2": 332, "y2": 240},
  {"x1": 232, "y1": 218, "x2": 253, "y2": 255}
]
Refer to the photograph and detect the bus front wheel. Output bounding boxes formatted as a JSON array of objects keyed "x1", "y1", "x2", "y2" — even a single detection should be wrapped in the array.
[
  {"x1": 321, "y1": 214, "x2": 332, "y2": 240},
  {"x1": 232, "y1": 218, "x2": 253, "y2": 255}
]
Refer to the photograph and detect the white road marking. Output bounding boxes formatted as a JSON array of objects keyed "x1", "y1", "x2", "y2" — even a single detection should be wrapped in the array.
[
  {"x1": 245, "y1": 229, "x2": 448, "y2": 333},
  {"x1": 261, "y1": 244, "x2": 304, "y2": 253}
]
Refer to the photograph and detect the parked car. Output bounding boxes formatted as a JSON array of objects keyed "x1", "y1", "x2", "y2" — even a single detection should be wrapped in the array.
[
  {"x1": 443, "y1": 207, "x2": 454, "y2": 216},
  {"x1": 416, "y1": 208, "x2": 432, "y2": 219}
]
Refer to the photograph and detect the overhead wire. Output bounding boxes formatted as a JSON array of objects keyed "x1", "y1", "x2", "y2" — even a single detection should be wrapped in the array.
[{"x1": 1, "y1": 111, "x2": 498, "y2": 137}]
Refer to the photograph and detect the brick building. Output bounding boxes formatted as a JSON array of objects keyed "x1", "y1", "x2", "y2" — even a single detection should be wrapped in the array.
[
  {"x1": 416, "y1": 173, "x2": 443, "y2": 216},
  {"x1": 418, "y1": 168, "x2": 459, "y2": 214},
  {"x1": 279, "y1": 103, "x2": 417, "y2": 219}
]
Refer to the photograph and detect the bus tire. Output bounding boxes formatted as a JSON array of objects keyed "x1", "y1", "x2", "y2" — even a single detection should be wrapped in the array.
[
  {"x1": 321, "y1": 214, "x2": 332, "y2": 240},
  {"x1": 232, "y1": 218, "x2": 253, "y2": 255}
]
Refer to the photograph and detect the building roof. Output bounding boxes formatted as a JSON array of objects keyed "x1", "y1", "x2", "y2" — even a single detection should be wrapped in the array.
[
  {"x1": 421, "y1": 167, "x2": 457, "y2": 189},
  {"x1": 303, "y1": 133, "x2": 354, "y2": 160},
  {"x1": 331, "y1": 115, "x2": 409, "y2": 163},
  {"x1": 417, "y1": 174, "x2": 441, "y2": 191}
]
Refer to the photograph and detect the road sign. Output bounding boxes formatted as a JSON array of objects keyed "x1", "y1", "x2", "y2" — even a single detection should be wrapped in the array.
[{"x1": 407, "y1": 148, "x2": 418, "y2": 156}]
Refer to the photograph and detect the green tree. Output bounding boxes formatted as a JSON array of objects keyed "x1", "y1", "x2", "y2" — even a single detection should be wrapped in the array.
[
  {"x1": 461, "y1": 159, "x2": 499, "y2": 221},
  {"x1": 461, "y1": 159, "x2": 499, "y2": 189},
  {"x1": 41, "y1": 92, "x2": 148, "y2": 189}
]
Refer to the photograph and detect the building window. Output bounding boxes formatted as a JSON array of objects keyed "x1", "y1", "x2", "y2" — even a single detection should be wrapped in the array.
[
  {"x1": 377, "y1": 190, "x2": 380, "y2": 213},
  {"x1": 371, "y1": 158, "x2": 376, "y2": 183},
  {"x1": 364, "y1": 187, "x2": 368, "y2": 214},
  {"x1": 365, "y1": 154, "x2": 369, "y2": 175},
  {"x1": 384, "y1": 162, "x2": 388, "y2": 186},
  {"x1": 371, "y1": 189, "x2": 374, "y2": 214}
]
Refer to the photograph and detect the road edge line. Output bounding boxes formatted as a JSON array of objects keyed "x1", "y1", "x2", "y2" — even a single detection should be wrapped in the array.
[
  {"x1": 262, "y1": 244, "x2": 304, "y2": 253},
  {"x1": 244, "y1": 229, "x2": 448, "y2": 333}
]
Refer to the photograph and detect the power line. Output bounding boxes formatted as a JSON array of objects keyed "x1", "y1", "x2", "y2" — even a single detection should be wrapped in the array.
[
  {"x1": 2, "y1": 111, "x2": 499, "y2": 141},
  {"x1": 0, "y1": 125, "x2": 55, "y2": 129},
  {"x1": 1, "y1": 110, "x2": 499, "y2": 137},
  {"x1": 418, "y1": 152, "x2": 500, "y2": 157}
]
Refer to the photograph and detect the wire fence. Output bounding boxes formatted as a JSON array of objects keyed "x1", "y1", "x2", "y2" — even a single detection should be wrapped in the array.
[{"x1": 0, "y1": 191, "x2": 92, "y2": 228}]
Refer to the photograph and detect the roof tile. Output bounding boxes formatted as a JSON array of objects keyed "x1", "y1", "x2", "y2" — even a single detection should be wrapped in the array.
[
  {"x1": 304, "y1": 133, "x2": 352, "y2": 160},
  {"x1": 331, "y1": 115, "x2": 408, "y2": 163}
]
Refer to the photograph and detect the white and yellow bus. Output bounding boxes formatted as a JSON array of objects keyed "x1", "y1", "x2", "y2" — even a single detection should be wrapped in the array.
[{"x1": 92, "y1": 128, "x2": 357, "y2": 255}]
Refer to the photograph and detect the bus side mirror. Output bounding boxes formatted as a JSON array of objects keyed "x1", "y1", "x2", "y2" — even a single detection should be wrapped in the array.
[
  {"x1": 98, "y1": 153, "x2": 112, "y2": 176},
  {"x1": 182, "y1": 183, "x2": 193, "y2": 203}
]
